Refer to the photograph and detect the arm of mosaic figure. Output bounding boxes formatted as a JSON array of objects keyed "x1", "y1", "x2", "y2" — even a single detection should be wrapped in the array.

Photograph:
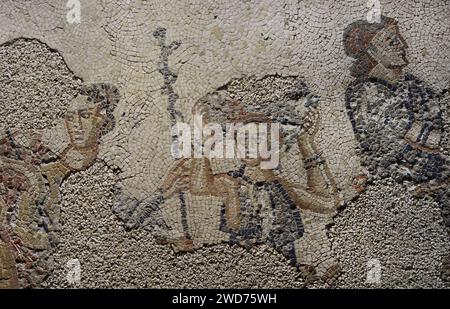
[
  {"x1": 296, "y1": 107, "x2": 340, "y2": 202},
  {"x1": 120, "y1": 160, "x2": 191, "y2": 230},
  {"x1": 0, "y1": 240, "x2": 19, "y2": 289},
  {"x1": 0, "y1": 156, "x2": 49, "y2": 250},
  {"x1": 214, "y1": 175, "x2": 242, "y2": 231},
  {"x1": 298, "y1": 135, "x2": 339, "y2": 197},
  {"x1": 404, "y1": 97, "x2": 443, "y2": 151},
  {"x1": 124, "y1": 193, "x2": 166, "y2": 230},
  {"x1": 40, "y1": 162, "x2": 71, "y2": 231},
  {"x1": 426, "y1": 92, "x2": 450, "y2": 149},
  {"x1": 0, "y1": 194, "x2": 5, "y2": 226},
  {"x1": 286, "y1": 135, "x2": 340, "y2": 212},
  {"x1": 403, "y1": 86, "x2": 450, "y2": 151},
  {"x1": 160, "y1": 158, "x2": 191, "y2": 199},
  {"x1": 11, "y1": 194, "x2": 49, "y2": 251},
  {"x1": 11, "y1": 190, "x2": 49, "y2": 250},
  {"x1": 279, "y1": 178, "x2": 337, "y2": 215}
]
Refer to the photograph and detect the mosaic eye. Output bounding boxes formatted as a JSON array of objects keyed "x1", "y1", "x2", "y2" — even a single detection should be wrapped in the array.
[
  {"x1": 80, "y1": 111, "x2": 92, "y2": 119},
  {"x1": 1, "y1": 6, "x2": 448, "y2": 290}
]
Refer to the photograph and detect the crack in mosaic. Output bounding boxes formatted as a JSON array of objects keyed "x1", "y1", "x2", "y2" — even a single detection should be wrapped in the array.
[{"x1": 0, "y1": 1, "x2": 449, "y2": 288}]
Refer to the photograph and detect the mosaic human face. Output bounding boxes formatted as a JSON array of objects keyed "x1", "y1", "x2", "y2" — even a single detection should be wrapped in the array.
[
  {"x1": 65, "y1": 95, "x2": 103, "y2": 149},
  {"x1": 369, "y1": 24, "x2": 408, "y2": 69}
]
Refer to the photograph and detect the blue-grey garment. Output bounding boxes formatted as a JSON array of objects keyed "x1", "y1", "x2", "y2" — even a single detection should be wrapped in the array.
[
  {"x1": 346, "y1": 74, "x2": 450, "y2": 232},
  {"x1": 223, "y1": 166, "x2": 304, "y2": 264},
  {"x1": 346, "y1": 74, "x2": 449, "y2": 184}
]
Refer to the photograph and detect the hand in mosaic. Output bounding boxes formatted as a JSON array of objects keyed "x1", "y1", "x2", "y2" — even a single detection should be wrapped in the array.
[
  {"x1": 117, "y1": 75, "x2": 342, "y2": 282},
  {"x1": 2, "y1": 0, "x2": 450, "y2": 290},
  {"x1": 223, "y1": 99, "x2": 341, "y2": 281}
]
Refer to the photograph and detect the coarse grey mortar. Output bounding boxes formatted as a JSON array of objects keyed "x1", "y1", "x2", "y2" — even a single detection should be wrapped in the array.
[
  {"x1": 330, "y1": 179, "x2": 449, "y2": 289},
  {"x1": 44, "y1": 161, "x2": 306, "y2": 288},
  {"x1": 0, "y1": 38, "x2": 81, "y2": 132}
]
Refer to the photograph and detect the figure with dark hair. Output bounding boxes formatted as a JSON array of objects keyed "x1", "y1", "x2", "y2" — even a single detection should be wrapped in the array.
[
  {"x1": 0, "y1": 83, "x2": 119, "y2": 288},
  {"x1": 223, "y1": 97, "x2": 341, "y2": 282},
  {"x1": 42, "y1": 83, "x2": 120, "y2": 227},
  {"x1": 343, "y1": 16, "x2": 408, "y2": 82},
  {"x1": 344, "y1": 16, "x2": 450, "y2": 282},
  {"x1": 121, "y1": 76, "x2": 342, "y2": 282}
]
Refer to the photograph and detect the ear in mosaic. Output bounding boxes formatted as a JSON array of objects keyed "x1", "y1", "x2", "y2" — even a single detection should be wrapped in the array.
[
  {"x1": 344, "y1": 15, "x2": 450, "y2": 282},
  {"x1": 2, "y1": 2, "x2": 450, "y2": 289}
]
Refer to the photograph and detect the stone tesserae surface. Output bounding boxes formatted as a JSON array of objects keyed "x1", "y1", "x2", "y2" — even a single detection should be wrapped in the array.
[{"x1": 0, "y1": 0, "x2": 449, "y2": 288}]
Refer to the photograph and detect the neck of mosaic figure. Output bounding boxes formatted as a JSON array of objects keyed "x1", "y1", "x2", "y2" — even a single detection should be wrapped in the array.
[
  {"x1": 369, "y1": 63, "x2": 404, "y2": 84},
  {"x1": 60, "y1": 145, "x2": 98, "y2": 171}
]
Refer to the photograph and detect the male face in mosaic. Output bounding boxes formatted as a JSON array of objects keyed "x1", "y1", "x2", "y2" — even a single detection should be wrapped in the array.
[
  {"x1": 65, "y1": 95, "x2": 103, "y2": 149},
  {"x1": 368, "y1": 24, "x2": 409, "y2": 69}
]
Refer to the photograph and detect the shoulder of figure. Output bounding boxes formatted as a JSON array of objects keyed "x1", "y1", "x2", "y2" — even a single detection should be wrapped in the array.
[
  {"x1": 404, "y1": 73, "x2": 437, "y2": 98},
  {"x1": 346, "y1": 77, "x2": 395, "y2": 102},
  {"x1": 0, "y1": 129, "x2": 54, "y2": 162},
  {"x1": 41, "y1": 161, "x2": 71, "y2": 180}
]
